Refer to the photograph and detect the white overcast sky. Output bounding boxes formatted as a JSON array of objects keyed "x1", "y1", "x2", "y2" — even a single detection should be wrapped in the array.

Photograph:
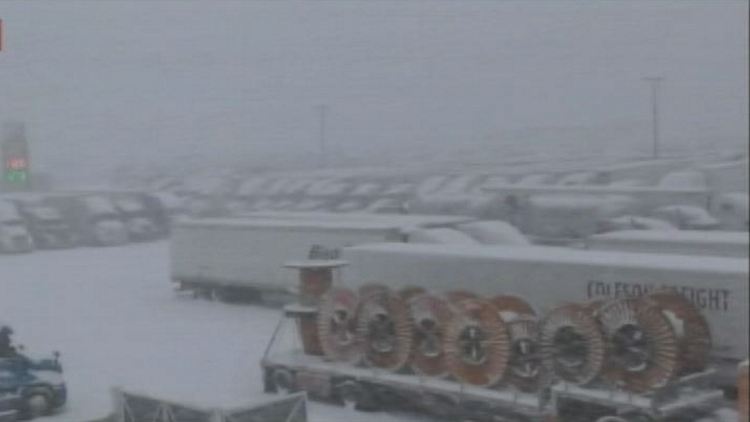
[{"x1": 0, "y1": 1, "x2": 747, "y2": 183}]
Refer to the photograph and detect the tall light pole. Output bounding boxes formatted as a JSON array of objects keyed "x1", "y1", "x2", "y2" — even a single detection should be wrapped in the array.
[
  {"x1": 316, "y1": 104, "x2": 328, "y2": 168},
  {"x1": 643, "y1": 77, "x2": 663, "y2": 159}
]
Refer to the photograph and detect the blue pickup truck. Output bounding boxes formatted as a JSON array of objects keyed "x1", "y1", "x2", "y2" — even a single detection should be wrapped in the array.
[{"x1": 0, "y1": 353, "x2": 66, "y2": 420}]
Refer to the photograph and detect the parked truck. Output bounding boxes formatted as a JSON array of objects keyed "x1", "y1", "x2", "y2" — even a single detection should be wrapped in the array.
[
  {"x1": 170, "y1": 215, "x2": 477, "y2": 302},
  {"x1": 0, "y1": 200, "x2": 33, "y2": 254},
  {"x1": 3, "y1": 194, "x2": 77, "y2": 250},
  {"x1": 42, "y1": 194, "x2": 128, "y2": 247}
]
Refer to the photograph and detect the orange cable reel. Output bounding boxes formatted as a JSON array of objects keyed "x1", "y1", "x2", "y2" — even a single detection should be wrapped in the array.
[
  {"x1": 356, "y1": 284, "x2": 414, "y2": 372},
  {"x1": 444, "y1": 297, "x2": 511, "y2": 387},
  {"x1": 317, "y1": 287, "x2": 362, "y2": 364},
  {"x1": 539, "y1": 302, "x2": 607, "y2": 387}
]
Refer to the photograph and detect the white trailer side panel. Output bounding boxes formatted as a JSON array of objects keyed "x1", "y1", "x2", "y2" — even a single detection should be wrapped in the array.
[
  {"x1": 586, "y1": 230, "x2": 749, "y2": 258},
  {"x1": 170, "y1": 219, "x2": 405, "y2": 293},
  {"x1": 341, "y1": 243, "x2": 748, "y2": 363}
]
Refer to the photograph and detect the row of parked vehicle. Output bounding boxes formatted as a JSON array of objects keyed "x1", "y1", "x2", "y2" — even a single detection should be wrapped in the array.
[
  {"x1": 0, "y1": 191, "x2": 187, "y2": 254},
  {"x1": 167, "y1": 157, "x2": 747, "y2": 242}
]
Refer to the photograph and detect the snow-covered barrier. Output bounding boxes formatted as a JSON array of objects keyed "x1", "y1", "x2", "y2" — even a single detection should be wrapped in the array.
[
  {"x1": 113, "y1": 389, "x2": 306, "y2": 422},
  {"x1": 592, "y1": 158, "x2": 693, "y2": 185},
  {"x1": 406, "y1": 192, "x2": 503, "y2": 219},
  {"x1": 482, "y1": 183, "x2": 711, "y2": 215}
]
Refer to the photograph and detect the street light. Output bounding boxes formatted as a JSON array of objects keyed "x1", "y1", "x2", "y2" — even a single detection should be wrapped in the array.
[{"x1": 643, "y1": 77, "x2": 664, "y2": 159}]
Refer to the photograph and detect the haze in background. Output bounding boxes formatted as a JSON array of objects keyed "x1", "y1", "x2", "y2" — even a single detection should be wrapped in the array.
[{"x1": 0, "y1": 1, "x2": 747, "y2": 186}]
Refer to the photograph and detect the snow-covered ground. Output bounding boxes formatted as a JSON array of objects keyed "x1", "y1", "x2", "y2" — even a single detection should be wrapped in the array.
[{"x1": 0, "y1": 242, "x2": 433, "y2": 421}]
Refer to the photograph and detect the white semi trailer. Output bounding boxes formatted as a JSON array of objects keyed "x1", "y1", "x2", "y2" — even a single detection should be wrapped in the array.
[
  {"x1": 585, "y1": 230, "x2": 749, "y2": 258},
  {"x1": 340, "y1": 242, "x2": 749, "y2": 385},
  {"x1": 170, "y1": 215, "x2": 477, "y2": 301}
]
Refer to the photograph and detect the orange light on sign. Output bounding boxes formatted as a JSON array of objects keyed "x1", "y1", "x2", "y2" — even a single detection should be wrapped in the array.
[{"x1": 6, "y1": 157, "x2": 27, "y2": 170}]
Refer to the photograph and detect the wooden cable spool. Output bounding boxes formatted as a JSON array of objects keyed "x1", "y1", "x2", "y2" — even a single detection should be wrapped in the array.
[
  {"x1": 539, "y1": 303, "x2": 606, "y2": 386},
  {"x1": 356, "y1": 284, "x2": 414, "y2": 372},
  {"x1": 445, "y1": 290, "x2": 479, "y2": 304},
  {"x1": 398, "y1": 286, "x2": 427, "y2": 302},
  {"x1": 491, "y1": 295, "x2": 537, "y2": 319},
  {"x1": 595, "y1": 298, "x2": 679, "y2": 393},
  {"x1": 317, "y1": 288, "x2": 361, "y2": 363},
  {"x1": 506, "y1": 318, "x2": 543, "y2": 392},
  {"x1": 407, "y1": 292, "x2": 454, "y2": 377},
  {"x1": 491, "y1": 295, "x2": 542, "y2": 392},
  {"x1": 444, "y1": 297, "x2": 510, "y2": 387},
  {"x1": 641, "y1": 290, "x2": 711, "y2": 375}
]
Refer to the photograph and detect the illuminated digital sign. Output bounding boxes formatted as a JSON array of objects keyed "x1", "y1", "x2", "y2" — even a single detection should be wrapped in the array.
[{"x1": 2, "y1": 126, "x2": 30, "y2": 190}]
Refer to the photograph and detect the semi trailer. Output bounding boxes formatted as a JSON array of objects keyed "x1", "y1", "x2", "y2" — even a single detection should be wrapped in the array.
[
  {"x1": 169, "y1": 215, "x2": 533, "y2": 301},
  {"x1": 171, "y1": 216, "x2": 471, "y2": 301}
]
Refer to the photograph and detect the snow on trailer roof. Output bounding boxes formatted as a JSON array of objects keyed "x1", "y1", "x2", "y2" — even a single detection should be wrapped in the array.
[
  {"x1": 237, "y1": 211, "x2": 475, "y2": 227},
  {"x1": 483, "y1": 183, "x2": 708, "y2": 194},
  {"x1": 177, "y1": 217, "x2": 422, "y2": 233},
  {"x1": 343, "y1": 242, "x2": 748, "y2": 275},
  {"x1": 408, "y1": 228, "x2": 479, "y2": 245},
  {"x1": 590, "y1": 230, "x2": 749, "y2": 246}
]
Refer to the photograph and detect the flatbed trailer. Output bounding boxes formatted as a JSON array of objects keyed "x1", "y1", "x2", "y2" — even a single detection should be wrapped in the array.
[{"x1": 261, "y1": 308, "x2": 730, "y2": 422}]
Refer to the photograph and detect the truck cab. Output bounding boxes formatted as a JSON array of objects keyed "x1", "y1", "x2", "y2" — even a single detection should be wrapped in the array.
[
  {"x1": 0, "y1": 353, "x2": 66, "y2": 419},
  {"x1": 0, "y1": 200, "x2": 34, "y2": 254}
]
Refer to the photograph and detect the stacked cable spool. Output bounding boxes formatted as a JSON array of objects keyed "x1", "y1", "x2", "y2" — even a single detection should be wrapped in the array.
[
  {"x1": 315, "y1": 285, "x2": 711, "y2": 394},
  {"x1": 539, "y1": 289, "x2": 711, "y2": 393}
]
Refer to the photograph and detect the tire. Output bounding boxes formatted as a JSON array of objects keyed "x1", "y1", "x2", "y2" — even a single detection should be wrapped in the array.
[
  {"x1": 272, "y1": 369, "x2": 295, "y2": 394},
  {"x1": 21, "y1": 389, "x2": 52, "y2": 420},
  {"x1": 336, "y1": 380, "x2": 378, "y2": 411},
  {"x1": 595, "y1": 417, "x2": 628, "y2": 422}
]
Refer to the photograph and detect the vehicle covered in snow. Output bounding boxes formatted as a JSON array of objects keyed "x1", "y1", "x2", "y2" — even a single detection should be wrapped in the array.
[
  {"x1": 455, "y1": 220, "x2": 530, "y2": 245},
  {"x1": 407, "y1": 192, "x2": 501, "y2": 220},
  {"x1": 657, "y1": 169, "x2": 708, "y2": 189},
  {"x1": 140, "y1": 191, "x2": 189, "y2": 235},
  {"x1": 481, "y1": 183, "x2": 712, "y2": 215},
  {"x1": 596, "y1": 214, "x2": 677, "y2": 232},
  {"x1": 0, "y1": 352, "x2": 66, "y2": 419},
  {"x1": 517, "y1": 193, "x2": 635, "y2": 240},
  {"x1": 42, "y1": 194, "x2": 128, "y2": 246},
  {"x1": 18, "y1": 205, "x2": 76, "y2": 250},
  {"x1": 711, "y1": 192, "x2": 748, "y2": 231},
  {"x1": 0, "y1": 200, "x2": 33, "y2": 254},
  {"x1": 652, "y1": 205, "x2": 720, "y2": 230},
  {"x1": 112, "y1": 195, "x2": 162, "y2": 241},
  {"x1": 585, "y1": 229, "x2": 749, "y2": 258},
  {"x1": 1, "y1": 194, "x2": 77, "y2": 249}
]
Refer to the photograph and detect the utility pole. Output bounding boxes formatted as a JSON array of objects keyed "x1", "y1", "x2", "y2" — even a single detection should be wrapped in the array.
[
  {"x1": 643, "y1": 77, "x2": 663, "y2": 159},
  {"x1": 315, "y1": 104, "x2": 328, "y2": 169}
]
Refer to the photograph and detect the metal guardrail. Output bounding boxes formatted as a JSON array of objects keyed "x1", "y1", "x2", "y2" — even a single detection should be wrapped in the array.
[{"x1": 112, "y1": 388, "x2": 306, "y2": 422}]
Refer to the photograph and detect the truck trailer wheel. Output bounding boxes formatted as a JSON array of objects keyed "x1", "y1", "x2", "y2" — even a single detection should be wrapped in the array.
[
  {"x1": 271, "y1": 369, "x2": 295, "y2": 394},
  {"x1": 336, "y1": 380, "x2": 379, "y2": 411},
  {"x1": 596, "y1": 417, "x2": 629, "y2": 422}
]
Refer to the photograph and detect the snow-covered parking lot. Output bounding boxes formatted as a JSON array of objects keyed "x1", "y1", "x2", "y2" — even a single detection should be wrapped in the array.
[{"x1": 0, "y1": 242, "x2": 432, "y2": 421}]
